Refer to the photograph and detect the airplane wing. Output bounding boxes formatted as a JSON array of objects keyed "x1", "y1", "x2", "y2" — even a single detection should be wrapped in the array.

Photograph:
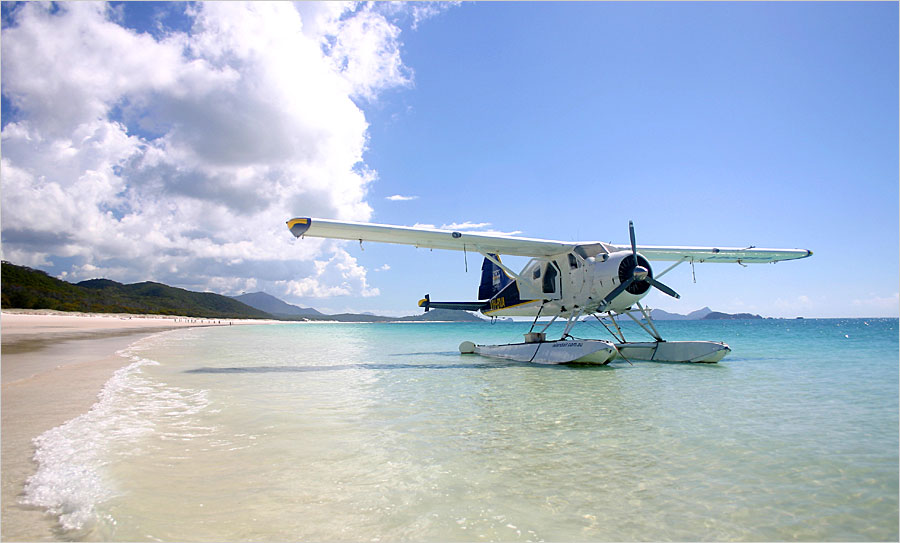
[
  {"x1": 287, "y1": 217, "x2": 812, "y2": 263},
  {"x1": 287, "y1": 217, "x2": 576, "y2": 257},
  {"x1": 606, "y1": 244, "x2": 813, "y2": 264}
]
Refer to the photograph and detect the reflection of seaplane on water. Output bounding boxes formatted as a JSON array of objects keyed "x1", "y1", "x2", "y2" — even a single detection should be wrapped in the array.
[{"x1": 287, "y1": 217, "x2": 812, "y2": 365}]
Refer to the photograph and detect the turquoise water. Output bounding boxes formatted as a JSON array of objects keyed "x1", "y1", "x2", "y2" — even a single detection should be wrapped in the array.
[{"x1": 25, "y1": 319, "x2": 899, "y2": 541}]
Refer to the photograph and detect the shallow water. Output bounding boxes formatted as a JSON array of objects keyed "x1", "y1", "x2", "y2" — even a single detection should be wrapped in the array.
[{"x1": 24, "y1": 319, "x2": 899, "y2": 541}]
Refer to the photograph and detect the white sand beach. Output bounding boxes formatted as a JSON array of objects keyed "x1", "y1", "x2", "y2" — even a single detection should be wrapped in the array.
[{"x1": 1, "y1": 310, "x2": 279, "y2": 541}]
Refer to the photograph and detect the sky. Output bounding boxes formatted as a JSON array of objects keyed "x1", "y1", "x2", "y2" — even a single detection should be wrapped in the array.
[{"x1": 1, "y1": 1, "x2": 897, "y2": 318}]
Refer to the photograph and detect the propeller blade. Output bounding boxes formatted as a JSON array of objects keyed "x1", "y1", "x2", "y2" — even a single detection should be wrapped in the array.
[
  {"x1": 629, "y1": 220, "x2": 637, "y2": 258},
  {"x1": 649, "y1": 278, "x2": 680, "y2": 299},
  {"x1": 600, "y1": 278, "x2": 635, "y2": 309}
]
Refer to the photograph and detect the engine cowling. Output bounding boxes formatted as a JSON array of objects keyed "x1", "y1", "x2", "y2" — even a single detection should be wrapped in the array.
[{"x1": 587, "y1": 251, "x2": 654, "y2": 312}]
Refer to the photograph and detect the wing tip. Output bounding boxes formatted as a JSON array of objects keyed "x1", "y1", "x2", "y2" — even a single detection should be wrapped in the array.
[{"x1": 287, "y1": 217, "x2": 311, "y2": 237}]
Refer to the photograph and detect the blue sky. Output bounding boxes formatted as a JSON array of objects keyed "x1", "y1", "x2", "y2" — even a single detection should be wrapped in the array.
[{"x1": 2, "y1": 2, "x2": 897, "y2": 318}]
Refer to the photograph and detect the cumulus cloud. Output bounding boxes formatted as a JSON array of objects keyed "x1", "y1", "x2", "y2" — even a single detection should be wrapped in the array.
[
  {"x1": 439, "y1": 222, "x2": 523, "y2": 236},
  {"x1": 0, "y1": 2, "x2": 433, "y2": 302},
  {"x1": 440, "y1": 221, "x2": 491, "y2": 230},
  {"x1": 376, "y1": 2, "x2": 460, "y2": 31},
  {"x1": 408, "y1": 222, "x2": 523, "y2": 237},
  {"x1": 851, "y1": 292, "x2": 899, "y2": 312},
  {"x1": 277, "y1": 248, "x2": 380, "y2": 298}
]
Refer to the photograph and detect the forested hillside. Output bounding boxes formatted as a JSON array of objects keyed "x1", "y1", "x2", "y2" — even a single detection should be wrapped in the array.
[{"x1": 1, "y1": 262, "x2": 271, "y2": 319}]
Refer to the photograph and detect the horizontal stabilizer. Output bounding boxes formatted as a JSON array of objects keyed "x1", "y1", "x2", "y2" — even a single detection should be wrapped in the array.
[{"x1": 418, "y1": 294, "x2": 487, "y2": 313}]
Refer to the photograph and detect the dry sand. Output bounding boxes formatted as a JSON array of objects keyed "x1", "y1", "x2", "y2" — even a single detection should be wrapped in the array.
[{"x1": 1, "y1": 310, "x2": 279, "y2": 541}]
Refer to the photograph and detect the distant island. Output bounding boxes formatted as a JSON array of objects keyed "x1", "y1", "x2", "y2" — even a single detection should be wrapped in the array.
[
  {"x1": 231, "y1": 291, "x2": 324, "y2": 317},
  {"x1": 230, "y1": 291, "x2": 483, "y2": 322},
  {"x1": 0, "y1": 262, "x2": 482, "y2": 322},
  {"x1": 651, "y1": 307, "x2": 763, "y2": 320},
  {"x1": 703, "y1": 311, "x2": 763, "y2": 320}
]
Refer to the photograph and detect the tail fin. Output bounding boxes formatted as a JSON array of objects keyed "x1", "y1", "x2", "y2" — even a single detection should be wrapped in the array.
[{"x1": 478, "y1": 254, "x2": 512, "y2": 300}]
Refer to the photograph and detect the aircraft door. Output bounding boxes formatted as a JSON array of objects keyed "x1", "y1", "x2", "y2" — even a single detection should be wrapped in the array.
[
  {"x1": 542, "y1": 261, "x2": 561, "y2": 300},
  {"x1": 565, "y1": 252, "x2": 587, "y2": 301}
]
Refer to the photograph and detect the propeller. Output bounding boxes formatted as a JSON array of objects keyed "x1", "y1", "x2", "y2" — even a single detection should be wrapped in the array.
[{"x1": 598, "y1": 221, "x2": 680, "y2": 310}]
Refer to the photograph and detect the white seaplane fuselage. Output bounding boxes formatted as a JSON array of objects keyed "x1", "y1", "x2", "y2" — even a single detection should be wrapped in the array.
[{"x1": 481, "y1": 249, "x2": 651, "y2": 318}]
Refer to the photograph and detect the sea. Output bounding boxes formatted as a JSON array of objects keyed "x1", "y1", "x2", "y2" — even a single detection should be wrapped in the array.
[{"x1": 23, "y1": 318, "x2": 899, "y2": 541}]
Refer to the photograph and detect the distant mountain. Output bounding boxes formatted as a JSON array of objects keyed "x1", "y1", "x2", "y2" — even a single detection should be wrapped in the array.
[
  {"x1": 651, "y1": 307, "x2": 763, "y2": 320},
  {"x1": 650, "y1": 307, "x2": 713, "y2": 320},
  {"x1": 291, "y1": 308, "x2": 485, "y2": 323},
  {"x1": 702, "y1": 311, "x2": 763, "y2": 320},
  {"x1": 233, "y1": 292, "x2": 485, "y2": 322},
  {"x1": 1, "y1": 261, "x2": 270, "y2": 319},
  {"x1": 399, "y1": 309, "x2": 485, "y2": 322},
  {"x1": 232, "y1": 292, "x2": 323, "y2": 317}
]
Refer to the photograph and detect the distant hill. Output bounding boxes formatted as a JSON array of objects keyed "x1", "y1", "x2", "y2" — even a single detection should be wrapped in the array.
[
  {"x1": 232, "y1": 292, "x2": 323, "y2": 317},
  {"x1": 283, "y1": 308, "x2": 485, "y2": 322},
  {"x1": 1, "y1": 262, "x2": 271, "y2": 319},
  {"x1": 702, "y1": 311, "x2": 763, "y2": 320},
  {"x1": 650, "y1": 307, "x2": 764, "y2": 320},
  {"x1": 650, "y1": 307, "x2": 713, "y2": 320},
  {"x1": 234, "y1": 292, "x2": 485, "y2": 322},
  {"x1": 399, "y1": 308, "x2": 484, "y2": 322}
]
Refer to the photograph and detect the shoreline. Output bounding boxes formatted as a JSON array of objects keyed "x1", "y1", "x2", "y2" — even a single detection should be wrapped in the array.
[{"x1": 0, "y1": 310, "x2": 278, "y2": 541}]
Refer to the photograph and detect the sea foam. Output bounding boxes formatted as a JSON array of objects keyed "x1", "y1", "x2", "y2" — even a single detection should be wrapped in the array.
[{"x1": 22, "y1": 333, "x2": 209, "y2": 535}]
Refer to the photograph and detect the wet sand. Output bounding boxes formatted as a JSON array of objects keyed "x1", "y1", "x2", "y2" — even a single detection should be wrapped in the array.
[{"x1": 1, "y1": 311, "x2": 277, "y2": 541}]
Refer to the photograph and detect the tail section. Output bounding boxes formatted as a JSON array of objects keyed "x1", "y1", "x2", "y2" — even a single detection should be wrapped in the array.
[
  {"x1": 478, "y1": 254, "x2": 512, "y2": 300},
  {"x1": 415, "y1": 254, "x2": 514, "y2": 315}
]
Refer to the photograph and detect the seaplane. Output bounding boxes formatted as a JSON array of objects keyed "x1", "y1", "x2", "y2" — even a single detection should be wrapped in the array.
[{"x1": 287, "y1": 217, "x2": 812, "y2": 365}]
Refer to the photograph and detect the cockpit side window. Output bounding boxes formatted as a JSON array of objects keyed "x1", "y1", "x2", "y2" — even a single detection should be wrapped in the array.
[{"x1": 568, "y1": 253, "x2": 579, "y2": 269}]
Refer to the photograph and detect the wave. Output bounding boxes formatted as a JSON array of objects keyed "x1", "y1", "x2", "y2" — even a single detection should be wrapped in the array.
[{"x1": 21, "y1": 332, "x2": 209, "y2": 537}]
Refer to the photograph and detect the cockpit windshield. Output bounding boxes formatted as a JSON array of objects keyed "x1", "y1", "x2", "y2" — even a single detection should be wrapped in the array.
[{"x1": 573, "y1": 243, "x2": 610, "y2": 259}]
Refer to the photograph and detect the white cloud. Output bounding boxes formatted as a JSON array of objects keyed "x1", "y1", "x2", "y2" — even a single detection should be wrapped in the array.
[
  {"x1": 374, "y1": 2, "x2": 460, "y2": 31},
  {"x1": 386, "y1": 194, "x2": 418, "y2": 201},
  {"x1": 323, "y1": 3, "x2": 412, "y2": 101},
  {"x1": 851, "y1": 292, "x2": 899, "y2": 313},
  {"x1": 0, "y1": 2, "x2": 434, "y2": 300},
  {"x1": 405, "y1": 222, "x2": 522, "y2": 237},
  {"x1": 278, "y1": 249, "x2": 379, "y2": 298},
  {"x1": 440, "y1": 221, "x2": 492, "y2": 230},
  {"x1": 438, "y1": 222, "x2": 523, "y2": 236}
]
